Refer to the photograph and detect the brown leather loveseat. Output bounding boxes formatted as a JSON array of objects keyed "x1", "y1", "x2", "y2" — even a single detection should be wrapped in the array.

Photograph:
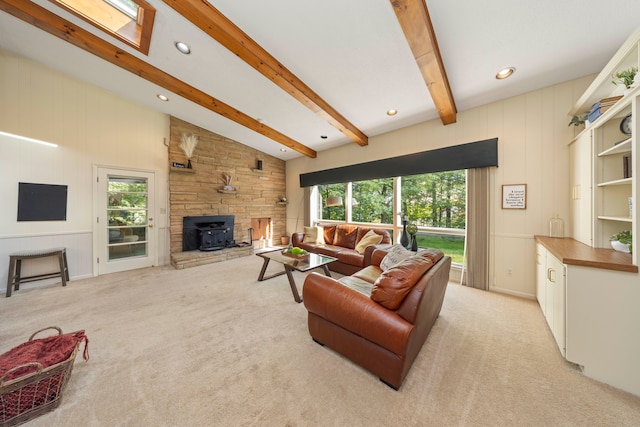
[
  {"x1": 302, "y1": 246, "x2": 451, "y2": 389},
  {"x1": 291, "y1": 224, "x2": 391, "y2": 275}
]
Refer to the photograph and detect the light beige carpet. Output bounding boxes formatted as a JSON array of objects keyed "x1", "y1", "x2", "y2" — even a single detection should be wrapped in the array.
[{"x1": 1, "y1": 255, "x2": 639, "y2": 426}]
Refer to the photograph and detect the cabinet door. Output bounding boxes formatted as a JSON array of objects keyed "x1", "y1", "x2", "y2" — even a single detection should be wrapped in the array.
[
  {"x1": 546, "y1": 253, "x2": 566, "y2": 357},
  {"x1": 535, "y1": 243, "x2": 546, "y2": 315},
  {"x1": 569, "y1": 130, "x2": 592, "y2": 246}
]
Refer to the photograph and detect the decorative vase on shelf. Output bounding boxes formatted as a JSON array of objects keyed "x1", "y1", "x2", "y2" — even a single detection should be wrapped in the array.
[
  {"x1": 187, "y1": 159, "x2": 192, "y2": 169},
  {"x1": 410, "y1": 234, "x2": 418, "y2": 251},
  {"x1": 400, "y1": 218, "x2": 409, "y2": 248}
]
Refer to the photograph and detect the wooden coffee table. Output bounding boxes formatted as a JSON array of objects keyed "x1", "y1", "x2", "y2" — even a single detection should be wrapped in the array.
[{"x1": 256, "y1": 249, "x2": 337, "y2": 303}]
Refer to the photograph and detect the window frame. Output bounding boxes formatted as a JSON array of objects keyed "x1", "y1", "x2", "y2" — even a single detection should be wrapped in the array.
[
  {"x1": 314, "y1": 172, "x2": 466, "y2": 265},
  {"x1": 49, "y1": 0, "x2": 156, "y2": 55}
]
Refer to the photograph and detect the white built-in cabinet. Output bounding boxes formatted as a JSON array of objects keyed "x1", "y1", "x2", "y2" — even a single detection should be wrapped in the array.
[
  {"x1": 535, "y1": 243, "x2": 566, "y2": 357},
  {"x1": 568, "y1": 27, "x2": 639, "y2": 262},
  {"x1": 532, "y1": 28, "x2": 640, "y2": 398}
]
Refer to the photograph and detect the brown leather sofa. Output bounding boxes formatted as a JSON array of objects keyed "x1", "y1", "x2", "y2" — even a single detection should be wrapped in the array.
[
  {"x1": 302, "y1": 246, "x2": 451, "y2": 389},
  {"x1": 291, "y1": 224, "x2": 391, "y2": 275}
]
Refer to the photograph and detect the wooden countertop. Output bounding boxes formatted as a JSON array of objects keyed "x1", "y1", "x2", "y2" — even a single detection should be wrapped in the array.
[{"x1": 535, "y1": 236, "x2": 638, "y2": 273}]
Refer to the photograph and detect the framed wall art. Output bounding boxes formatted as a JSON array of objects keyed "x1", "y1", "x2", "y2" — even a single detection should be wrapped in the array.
[{"x1": 502, "y1": 184, "x2": 527, "y2": 209}]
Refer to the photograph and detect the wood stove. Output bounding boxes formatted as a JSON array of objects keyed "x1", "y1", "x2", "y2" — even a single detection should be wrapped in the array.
[{"x1": 182, "y1": 215, "x2": 235, "y2": 251}]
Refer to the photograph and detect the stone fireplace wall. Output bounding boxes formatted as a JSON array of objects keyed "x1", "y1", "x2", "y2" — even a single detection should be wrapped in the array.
[{"x1": 168, "y1": 117, "x2": 287, "y2": 254}]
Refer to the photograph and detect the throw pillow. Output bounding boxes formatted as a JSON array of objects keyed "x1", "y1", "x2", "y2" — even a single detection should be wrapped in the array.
[
  {"x1": 323, "y1": 225, "x2": 336, "y2": 245},
  {"x1": 303, "y1": 226, "x2": 325, "y2": 244},
  {"x1": 371, "y1": 255, "x2": 435, "y2": 310},
  {"x1": 379, "y1": 244, "x2": 412, "y2": 271},
  {"x1": 417, "y1": 247, "x2": 444, "y2": 263},
  {"x1": 354, "y1": 229, "x2": 383, "y2": 254},
  {"x1": 302, "y1": 226, "x2": 318, "y2": 243}
]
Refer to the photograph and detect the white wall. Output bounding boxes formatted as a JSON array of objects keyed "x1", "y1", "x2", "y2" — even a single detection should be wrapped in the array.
[
  {"x1": 0, "y1": 46, "x2": 597, "y2": 298},
  {"x1": 0, "y1": 49, "x2": 170, "y2": 290},
  {"x1": 286, "y1": 76, "x2": 594, "y2": 297}
]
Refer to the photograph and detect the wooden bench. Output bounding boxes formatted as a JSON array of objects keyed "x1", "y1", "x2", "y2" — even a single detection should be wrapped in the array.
[{"x1": 6, "y1": 248, "x2": 69, "y2": 297}]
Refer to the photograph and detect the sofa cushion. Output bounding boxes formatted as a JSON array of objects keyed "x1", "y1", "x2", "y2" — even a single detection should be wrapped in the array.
[
  {"x1": 335, "y1": 249, "x2": 365, "y2": 267},
  {"x1": 338, "y1": 275, "x2": 374, "y2": 296},
  {"x1": 371, "y1": 255, "x2": 436, "y2": 310},
  {"x1": 379, "y1": 244, "x2": 413, "y2": 271},
  {"x1": 323, "y1": 225, "x2": 337, "y2": 245},
  {"x1": 303, "y1": 226, "x2": 325, "y2": 244},
  {"x1": 352, "y1": 265, "x2": 382, "y2": 284},
  {"x1": 418, "y1": 247, "x2": 445, "y2": 264},
  {"x1": 355, "y1": 229, "x2": 383, "y2": 254},
  {"x1": 356, "y1": 228, "x2": 391, "y2": 245},
  {"x1": 334, "y1": 225, "x2": 358, "y2": 248},
  {"x1": 311, "y1": 244, "x2": 344, "y2": 258}
]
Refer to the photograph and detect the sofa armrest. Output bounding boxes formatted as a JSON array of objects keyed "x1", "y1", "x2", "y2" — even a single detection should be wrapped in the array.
[
  {"x1": 291, "y1": 232, "x2": 304, "y2": 246},
  {"x1": 365, "y1": 247, "x2": 391, "y2": 267},
  {"x1": 364, "y1": 245, "x2": 390, "y2": 267},
  {"x1": 303, "y1": 273, "x2": 412, "y2": 355}
]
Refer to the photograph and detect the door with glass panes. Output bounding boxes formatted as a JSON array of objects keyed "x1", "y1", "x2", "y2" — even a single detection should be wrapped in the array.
[{"x1": 96, "y1": 168, "x2": 156, "y2": 275}]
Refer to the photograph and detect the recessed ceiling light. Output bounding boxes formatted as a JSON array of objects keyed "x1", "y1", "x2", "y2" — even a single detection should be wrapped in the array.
[
  {"x1": 157, "y1": 94, "x2": 169, "y2": 101},
  {"x1": 320, "y1": 135, "x2": 328, "y2": 139},
  {"x1": 387, "y1": 109, "x2": 398, "y2": 116},
  {"x1": 496, "y1": 67, "x2": 516, "y2": 79},
  {"x1": 280, "y1": 148, "x2": 287, "y2": 152},
  {"x1": 175, "y1": 41, "x2": 191, "y2": 54}
]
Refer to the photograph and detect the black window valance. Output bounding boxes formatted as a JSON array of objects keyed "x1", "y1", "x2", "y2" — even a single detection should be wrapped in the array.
[{"x1": 299, "y1": 137, "x2": 498, "y2": 187}]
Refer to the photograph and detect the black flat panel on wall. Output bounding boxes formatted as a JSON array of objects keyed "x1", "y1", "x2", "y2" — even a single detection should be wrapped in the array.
[
  {"x1": 17, "y1": 182, "x2": 68, "y2": 221},
  {"x1": 299, "y1": 138, "x2": 498, "y2": 187}
]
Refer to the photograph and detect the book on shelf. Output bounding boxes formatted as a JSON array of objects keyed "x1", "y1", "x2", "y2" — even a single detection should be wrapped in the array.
[
  {"x1": 623, "y1": 154, "x2": 632, "y2": 179},
  {"x1": 599, "y1": 95, "x2": 623, "y2": 104},
  {"x1": 598, "y1": 96, "x2": 623, "y2": 115}
]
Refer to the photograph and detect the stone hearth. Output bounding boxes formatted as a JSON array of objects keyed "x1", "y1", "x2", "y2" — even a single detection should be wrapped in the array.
[{"x1": 171, "y1": 246, "x2": 253, "y2": 270}]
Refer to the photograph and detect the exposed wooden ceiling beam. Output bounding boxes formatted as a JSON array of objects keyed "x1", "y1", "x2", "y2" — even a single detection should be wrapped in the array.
[
  {"x1": 391, "y1": 0, "x2": 457, "y2": 125},
  {"x1": 0, "y1": 0, "x2": 317, "y2": 158},
  {"x1": 162, "y1": 0, "x2": 368, "y2": 147}
]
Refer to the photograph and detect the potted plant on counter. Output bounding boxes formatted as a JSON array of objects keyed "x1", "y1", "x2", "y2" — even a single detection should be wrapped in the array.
[{"x1": 610, "y1": 230, "x2": 632, "y2": 253}]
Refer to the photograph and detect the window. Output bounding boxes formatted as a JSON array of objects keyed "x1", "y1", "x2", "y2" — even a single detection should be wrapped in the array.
[
  {"x1": 400, "y1": 171, "x2": 466, "y2": 228},
  {"x1": 312, "y1": 171, "x2": 466, "y2": 264},
  {"x1": 401, "y1": 171, "x2": 466, "y2": 264},
  {"x1": 317, "y1": 183, "x2": 345, "y2": 221},
  {"x1": 352, "y1": 178, "x2": 394, "y2": 224},
  {"x1": 50, "y1": 0, "x2": 156, "y2": 54},
  {"x1": 104, "y1": 0, "x2": 137, "y2": 19},
  {"x1": 107, "y1": 176, "x2": 148, "y2": 260}
]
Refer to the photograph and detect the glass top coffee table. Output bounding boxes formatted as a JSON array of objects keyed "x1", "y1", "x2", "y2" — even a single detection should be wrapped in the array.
[{"x1": 256, "y1": 249, "x2": 337, "y2": 303}]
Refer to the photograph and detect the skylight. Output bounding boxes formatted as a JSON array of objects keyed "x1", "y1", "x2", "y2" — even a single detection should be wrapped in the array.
[
  {"x1": 104, "y1": 0, "x2": 138, "y2": 20},
  {"x1": 49, "y1": 0, "x2": 156, "y2": 55}
]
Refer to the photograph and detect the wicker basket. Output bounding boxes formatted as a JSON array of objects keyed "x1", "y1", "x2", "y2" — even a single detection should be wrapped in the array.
[{"x1": 0, "y1": 327, "x2": 84, "y2": 427}]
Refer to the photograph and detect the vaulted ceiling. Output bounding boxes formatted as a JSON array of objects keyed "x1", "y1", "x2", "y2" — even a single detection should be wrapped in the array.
[{"x1": 1, "y1": 1, "x2": 640, "y2": 160}]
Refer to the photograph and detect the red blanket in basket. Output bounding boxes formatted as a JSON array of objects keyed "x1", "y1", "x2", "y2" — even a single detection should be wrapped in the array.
[
  {"x1": 0, "y1": 330, "x2": 89, "y2": 381},
  {"x1": 0, "y1": 329, "x2": 89, "y2": 423}
]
